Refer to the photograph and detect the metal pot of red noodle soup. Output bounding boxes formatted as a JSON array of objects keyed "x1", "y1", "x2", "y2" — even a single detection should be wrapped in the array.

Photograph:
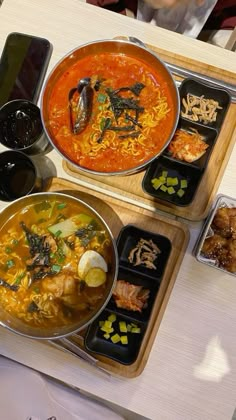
[
  {"x1": 0, "y1": 192, "x2": 118, "y2": 339},
  {"x1": 41, "y1": 39, "x2": 180, "y2": 175}
]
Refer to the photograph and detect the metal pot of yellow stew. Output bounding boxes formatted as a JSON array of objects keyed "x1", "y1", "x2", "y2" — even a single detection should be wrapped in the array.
[{"x1": 0, "y1": 192, "x2": 118, "y2": 339}]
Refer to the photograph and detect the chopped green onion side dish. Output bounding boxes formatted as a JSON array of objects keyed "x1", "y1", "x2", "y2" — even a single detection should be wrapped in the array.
[
  {"x1": 119, "y1": 321, "x2": 127, "y2": 333},
  {"x1": 98, "y1": 313, "x2": 141, "y2": 345},
  {"x1": 104, "y1": 320, "x2": 112, "y2": 328},
  {"x1": 180, "y1": 179, "x2": 188, "y2": 189},
  {"x1": 151, "y1": 170, "x2": 188, "y2": 197},
  {"x1": 177, "y1": 189, "x2": 185, "y2": 198},
  {"x1": 108, "y1": 313, "x2": 116, "y2": 323},
  {"x1": 120, "y1": 335, "x2": 128, "y2": 345},
  {"x1": 111, "y1": 333, "x2": 121, "y2": 344}
]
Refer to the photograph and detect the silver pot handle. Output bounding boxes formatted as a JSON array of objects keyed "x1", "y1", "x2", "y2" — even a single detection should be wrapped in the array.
[
  {"x1": 128, "y1": 36, "x2": 236, "y2": 102},
  {"x1": 50, "y1": 337, "x2": 111, "y2": 377},
  {"x1": 128, "y1": 36, "x2": 147, "y2": 49}
]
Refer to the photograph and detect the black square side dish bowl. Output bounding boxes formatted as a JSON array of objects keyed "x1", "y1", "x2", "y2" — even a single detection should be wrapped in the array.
[
  {"x1": 142, "y1": 156, "x2": 203, "y2": 207},
  {"x1": 85, "y1": 308, "x2": 146, "y2": 365},
  {"x1": 179, "y1": 78, "x2": 231, "y2": 130},
  {"x1": 116, "y1": 224, "x2": 172, "y2": 280}
]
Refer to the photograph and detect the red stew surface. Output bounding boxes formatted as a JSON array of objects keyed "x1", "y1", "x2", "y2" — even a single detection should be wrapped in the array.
[{"x1": 48, "y1": 52, "x2": 176, "y2": 173}]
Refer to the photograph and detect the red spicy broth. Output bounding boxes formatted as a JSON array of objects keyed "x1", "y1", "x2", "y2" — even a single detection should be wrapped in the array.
[{"x1": 48, "y1": 52, "x2": 176, "y2": 172}]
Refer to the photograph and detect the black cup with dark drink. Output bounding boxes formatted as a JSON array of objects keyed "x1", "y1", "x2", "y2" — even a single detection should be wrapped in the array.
[
  {"x1": 0, "y1": 99, "x2": 49, "y2": 155},
  {"x1": 0, "y1": 150, "x2": 42, "y2": 201}
]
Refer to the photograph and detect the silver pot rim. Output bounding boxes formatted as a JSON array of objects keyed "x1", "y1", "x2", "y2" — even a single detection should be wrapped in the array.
[
  {"x1": 0, "y1": 191, "x2": 119, "y2": 340},
  {"x1": 41, "y1": 38, "x2": 180, "y2": 176}
]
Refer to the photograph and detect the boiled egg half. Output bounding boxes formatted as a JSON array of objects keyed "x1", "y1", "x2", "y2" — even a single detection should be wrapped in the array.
[{"x1": 78, "y1": 250, "x2": 108, "y2": 287}]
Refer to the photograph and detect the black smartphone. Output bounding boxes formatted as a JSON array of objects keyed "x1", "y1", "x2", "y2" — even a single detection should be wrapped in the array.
[{"x1": 0, "y1": 32, "x2": 52, "y2": 107}]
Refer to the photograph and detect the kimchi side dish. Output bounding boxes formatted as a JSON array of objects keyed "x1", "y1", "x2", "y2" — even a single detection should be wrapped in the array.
[{"x1": 48, "y1": 52, "x2": 176, "y2": 172}]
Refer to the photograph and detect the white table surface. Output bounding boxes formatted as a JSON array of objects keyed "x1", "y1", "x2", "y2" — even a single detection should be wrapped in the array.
[{"x1": 0, "y1": 1, "x2": 236, "y2": 419}]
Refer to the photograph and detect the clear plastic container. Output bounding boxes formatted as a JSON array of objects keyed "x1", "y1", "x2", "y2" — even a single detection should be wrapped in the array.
[{"x1": 194, "y1": 194, "x2": 236, "y2": 277}]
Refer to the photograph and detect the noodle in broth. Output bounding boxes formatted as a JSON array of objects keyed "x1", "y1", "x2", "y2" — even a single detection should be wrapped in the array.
[
  {"x1": 48, "y1": 53, "x2": 175, "y2": 172},
  {"x1": 0, "y1": 196, "x2": 112, "y2": 329}
]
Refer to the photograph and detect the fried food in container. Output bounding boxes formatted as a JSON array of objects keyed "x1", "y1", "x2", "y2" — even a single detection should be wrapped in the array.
[{"x1": 195, "y1": 194, "x2": 236, "y2": 276}]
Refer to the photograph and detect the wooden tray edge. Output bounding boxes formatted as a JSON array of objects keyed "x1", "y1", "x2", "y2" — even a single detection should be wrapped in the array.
[
  {"x1": 62, "y1": 99, "x2": 236, "y2": 222},
  {"x1": 115, "y1": 36, "x2": 236, "y2": 83},
  {"x1": 44, "y1": 177, "x2": 190, "y2": 378}
]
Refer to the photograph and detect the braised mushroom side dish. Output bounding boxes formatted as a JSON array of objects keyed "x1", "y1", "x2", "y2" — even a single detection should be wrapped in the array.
[
  {"x1": 128, "y1": 238, "x2": 161, "y2": 270},
  {"x1": 201, "y1": 207, "x2": 236, "y2": 273},
  {"x1": 181, "y1": 93, "x2": 222, "y2": 124},
  {"x1": 0, "y1": 197, "x2": 113, "y2": 328}
]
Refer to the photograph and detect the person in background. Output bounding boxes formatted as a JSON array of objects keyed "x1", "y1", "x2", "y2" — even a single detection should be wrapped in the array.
[
  {"x1": 137, "y1": 0, "x2": 218, "y2": 38},
  {"x1": 198, "y1": 0, "x2": 236, "y2": 47},
  {"x1": 202, "y1": 0, "x2": 236, "y2": 32},
  {"x1": 86, "y1": 0, "x2": 137, "y2": 16},
  {"x1": 86, "y1": 0, "x2": 218, "y2": 39}
]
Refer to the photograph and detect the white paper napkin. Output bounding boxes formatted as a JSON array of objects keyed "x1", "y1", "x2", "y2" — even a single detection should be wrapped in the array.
[{"x1": 0, "y1": 357, "x2": 124, "y2": 420}]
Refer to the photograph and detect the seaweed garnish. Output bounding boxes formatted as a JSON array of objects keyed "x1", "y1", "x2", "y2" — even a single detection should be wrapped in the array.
[
  {"x1": 106, "y1": 89, "x2": 144, "y2": 119},
  {"x1": 64, "y1": 239, "x2": 75, "y2": 250},
  {"x1": 113, "y1": 82, "x2": 145, "y2": 96},
  {"x1": 108, "y1": 125, "x2": 134, "y2": 131},
  {"x1": 0, "y1": 278, "x2": 19, "y2": 291},
  {"x1": 75, "y1": 221, "x2": 104, "y2": 246},
  {"x1": 125, "y1": 113, "x2": 142, "y2": 128},
  {"x1": 96, "y1": 82, "x2": 145, "y2": 142},
  {"x1": 20, "y1": 222, "x2": 57, "y2": 281},
  {"x1": 27, "y1": 301, "x2": 39, "y2": 313},
  {"x1": 20, "y1": 222, "x2": 47, "y2": 259},
  {"x1": 118, "y1": 131, "x2": 141, "y2": 139},
  {"x1": 97, "y1": 117, "x2": 112, "y2": 144},
  {"x1": 34, "y1": 201, "x2": 52, "y2": 213},
  {"x1": 75, "y1": 225, "x2": 97, "y2": 247}
]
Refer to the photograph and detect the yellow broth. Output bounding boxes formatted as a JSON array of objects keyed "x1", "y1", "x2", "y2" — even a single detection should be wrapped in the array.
[{"x1": 0, "y1": 196, "x2": 112, "y2": 328}]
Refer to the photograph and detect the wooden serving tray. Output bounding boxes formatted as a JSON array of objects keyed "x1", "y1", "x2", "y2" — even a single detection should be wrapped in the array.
[
  {"x1": 44, "y1": 177, "x2": 189, "y2": 377},
  {"x1": 63, "y1": 40, "x2": 236, "y2": 222}
]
